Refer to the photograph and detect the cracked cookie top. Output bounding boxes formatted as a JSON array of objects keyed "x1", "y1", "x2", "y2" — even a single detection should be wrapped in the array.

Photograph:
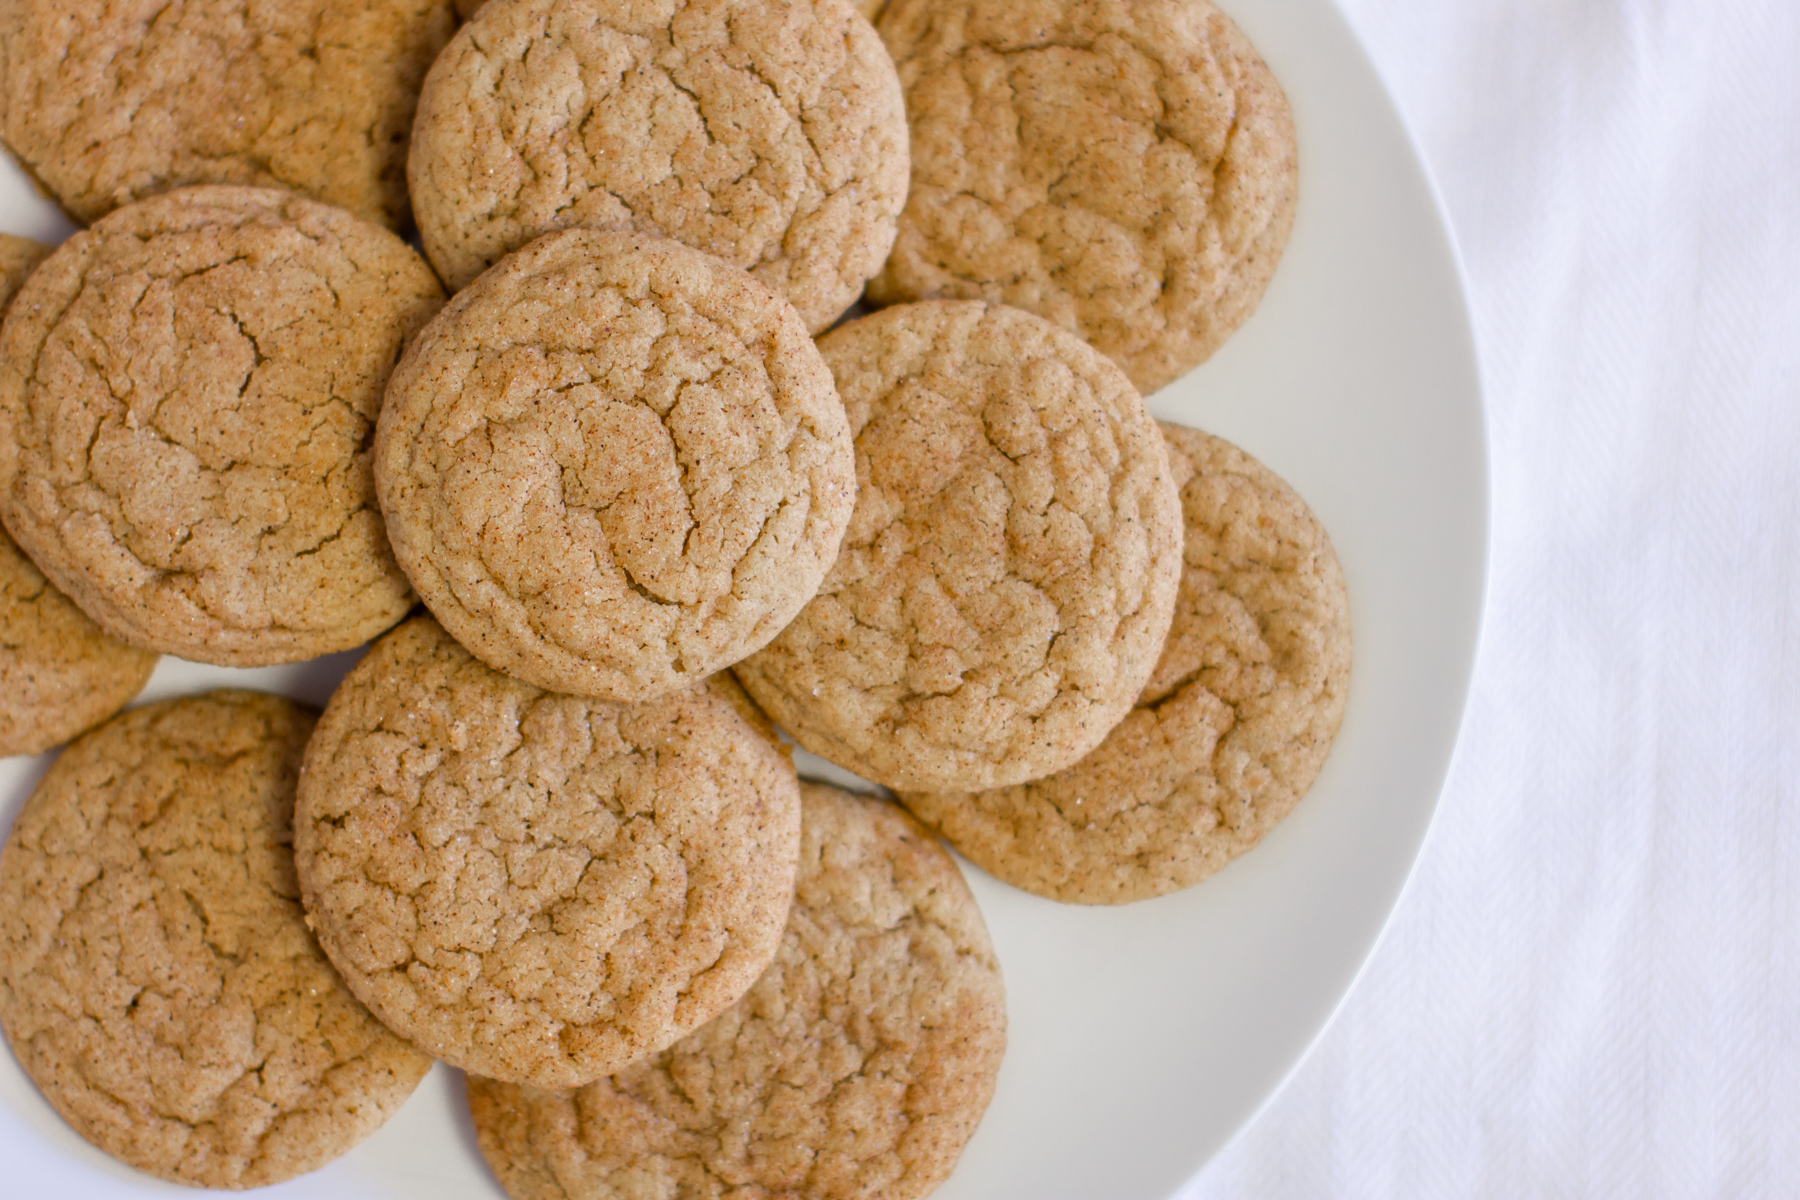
[
  {"x1": 293, "y1": 616, "x2": 804, "y2": 1089},
  {"x1": 868, "y1": 0, "x2": 1297, "y2": 394},
  {"x1": 0, "y1": 234, "x2": 159, "y2": 756},
  {"x1": 0, "y1": 691, "x2": 433, "y2": 1188},
  {"x1": 375, "y1": 229, "x2": 855, "y2": 703},
  {"x1": 407, "y1": 0, "x2": 909, "y2": 332},
  {"x1": 734, "y1": 300, "x2": 1182, "y2": 792},
  {"x1": 468, "y1": 780, "x2": 1005, "y2": 1200},
  {"x1": 0, "y1": 186, "x2": 443, "y2": 666},
  {"x1": 0, "y1": 0, "x2": 456, "y2": 228},
  {"x1": 901, "y1": 423, "x2": 1351, "y2": 903}
]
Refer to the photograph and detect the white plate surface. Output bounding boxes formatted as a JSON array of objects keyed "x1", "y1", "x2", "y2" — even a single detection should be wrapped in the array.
[{"x1": 0, "y1": 0, "x2": 1487, "y2": 1195}]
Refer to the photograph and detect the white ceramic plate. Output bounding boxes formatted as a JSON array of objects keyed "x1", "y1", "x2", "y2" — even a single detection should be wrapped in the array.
[{"x1": 0, "y1": 0, "x2": 1486, "y2": 1194}]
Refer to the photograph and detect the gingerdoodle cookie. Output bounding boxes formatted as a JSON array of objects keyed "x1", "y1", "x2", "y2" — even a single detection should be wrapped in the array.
[
  {"x1": 0, "y1": 186, "x2": 443, "y2": 666},
  {"x1": 734, "y1": 300, "x2": 1182, "y2": 793},
  {"x1": 408, "y1": 0, "x2": 909, "y2": 331},
  {"x1": 294, "y1": 616, "x2": 804, "y2": 1089},
  {"x1": 0, "y1": 527, "x2": 157, "y2": 757},
  {"x1": 0, "y1": 234, "x2": 158, "y2": 756},
  {"x1": 468, "y1": 780, "x2": 1006, "y2": 1200},
  {"x1": 375, "y1": 229, "x2": 855, "y2": 703},
  {"x1": 901, "y1": 423, "x2": 1351, "y2": 903},
  {"x1": 0, "y1": 692, "x2": 433, "y2": 1188},
  {"x1": 868, "y1": 0, "x2": 1298, "y2": 395},
  {"x1": 0, "y1": 0, "x2": 456, "y2": 228}
]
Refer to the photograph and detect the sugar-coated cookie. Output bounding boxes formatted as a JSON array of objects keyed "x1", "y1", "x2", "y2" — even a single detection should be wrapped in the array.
[
  {"x1": 0, "y1": 0, "x2": 456, "y2": 228},
  {"x1": 294, "y1": 616, "x2": 803, "y2": 1088},
  {"x1": 0, "y1": 234, "x2": 158, "y2": 756},
  {"x1": 376, "y1": 230, "x2": 855, "y2": 703},
  {"x1": 902, "y1": 423, "x2": 1351, "y2": 902},
  {"x1": 869, "y1": 0, "x2": 1297, "y2": 394},
  {"x1": 468, "y1": 780, "x2": 1006, "y2": 1200},
  {"x1": 0, "y1": 691, "x2": 433, "y2": 1187},
  {"x1": 408, "y1": 0, "x2": 908, "y2": 331},
  {"x1": 0, "y1": 527, "x2": 157, "y2": 756},
  {"x1": 0, "y1": 187, "x2": 442, "y2": 666},
  {"x1": 734, "y1": 300, "x2": 1183, "y2": 792}
]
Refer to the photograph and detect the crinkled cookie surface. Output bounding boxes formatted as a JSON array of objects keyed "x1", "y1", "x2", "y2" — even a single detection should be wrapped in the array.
[
  {"x1": 735, "y1": 300, "x2": 1182, "y2": 792},
  {"x1": 902, "y1": 423, "x2": 1351, "y2": 903},
  {"x1": 0, "y1": 186, "x2": 443, "y2": 666},
  {"x1": 0, "y1": 0, "x2": 456, "y2": 227},
  {"x1": 408, "y1": 0, "x2": 909, "y2": 331},
  {"x1": 0, "y1": 234, "x2": 158, "y2": 756},
  {"x1": 468, "y1": 781, "x2": 1006, "y2": 1200},
  {"x1": 0, "y1": 691, "x2": 433, "y2": 1188},
  {"x1": 869, "y1": 0, "x2": 1297, "y2": 394},
  {"x1": 376, "y1": 230, "x2": 854, "y2": 703},
  {"x1": 294, "y1": 617, "x2": 803, "y2": 1088}
]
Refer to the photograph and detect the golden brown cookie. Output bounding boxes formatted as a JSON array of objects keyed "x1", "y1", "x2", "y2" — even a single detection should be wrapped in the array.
[
  {"x1": 734, "y1": 300, "x2": 1183, "y2": 792},
  {"x1": 407, "y1": 0, "x2": 909, "y2": 331},
  {"x1": 901, "y1": 423, "x2": 1351, "y2": 903},
  {"x1": 294, "y1": 616, "x2": 803, "y2": 1089},
  {"x1": 0, "y1": 527, "x2": 157, "y2": 757},
  {"x1": 0, "y1": 186, "x2": 444, "y2": 666},
  {"x1": 375, "y1": 230, "x2": 855, "y2": 703},
  {"x1": 0, "y1": 691, "x2": 433, "y2": 1188},
  {"x1": 868, "y1": 0, "x2": 1297, "y2": 394},
  {"x1": 468, "y1": 780, "x2": 1006, "y2": 1200},
  {"x1": 0, "y1": 234, "x2": 158, "y2": 756},
  {"x1": 0, "y1": 0, "x2": 456, "y2": 228}
]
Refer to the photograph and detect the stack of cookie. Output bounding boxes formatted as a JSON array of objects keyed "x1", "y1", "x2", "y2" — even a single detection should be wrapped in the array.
[{"x1": 0, "y1": 0, "x2": 1346, "y2": 1194}]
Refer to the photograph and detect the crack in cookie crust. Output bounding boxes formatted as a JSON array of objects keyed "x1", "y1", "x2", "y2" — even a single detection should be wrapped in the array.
[
  {"x1": 901, "y1": 423, "x2": 1351, "y2": 903},
  {"x1": 468, "y1": 781, "x2": 1005, "y2": 1200},
  {"x1": 294, "y1": 617, "x2": 803, "y2": 1089},
  {"x1": 376, "y1": 230, "x2": 855, "y2": 703},
  {"x1": 868, "y1": 0, "x2": 1297, "y2": 394},
  {"x1": 0, "y1": 187, "x2": 443, "y2": 666},
  {"x1": 0, "y1": 692, "x2": 433, "y2": 1188},
  {"x1": 0, "y1": 0, "x2": 456, "y2": 227},
  {"x1": 734, "y1": 300, "x2": 1182, "y2": 792},
  {"x1": 408, "y1": 0, "x2": 909, "y2": 331}
]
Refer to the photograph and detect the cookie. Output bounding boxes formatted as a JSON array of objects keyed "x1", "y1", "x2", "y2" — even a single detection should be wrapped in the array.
[
  {"x1": 294, "y1": 616, "x2": 804, "y2": 1089},
  {"x1": 0, "y1": 186, "x2": 444, "y2": 666},
  {"x1": 375, "y1": 229, "x2": 855, "y2": 703},
  {"x1": 901, "y1": 423, "x2": 1351, "y2": 903},
  {"x1": 0, "y1": 527, "x2": 157, "y2": 757},
  {"x1": 0, "y1": 234, "x2": 156, "y2": 756},
  {"x1": 0, "y1": 691, "x2": 433, "y2": 1188},
  {"x1": 734, "y1": 300, "x2": 1182, "y2": 792},
  {"x1": 0, "y1": 0, "x2": 456, "y2": 228},
  {"x1": 868, "y1": 0, "x2": 1298, "y2": 394},
  {"x1": 407, "y1": 0, "x2": 910, "y2": 332},
  {"x1": 468, "y1": 780, "x2": 1006, "y2": 1200}
]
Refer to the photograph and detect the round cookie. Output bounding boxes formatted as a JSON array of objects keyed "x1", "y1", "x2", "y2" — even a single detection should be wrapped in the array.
[
  {"x1": 468, "y1": 780, "x2": 1006, "y2": 1200},
  {"x1": 733, "y1": 300, "x2": 1183, "y2": 792},
  {"x1": 0, "y1": 527, "x2": 157, "y2": 757},
  {"x1": 868, "y1": 0, "x2": 1298, "y2": 395},
  {"x1": 375, "y1": 229, "x2": 855, "y2": 703},
  {"x1": 408, "y1": 0, "x2": 909, "y2": 331},
  {"x1": 0, "y1": 0, "x2": 456, "y2": 228},
  {"x1": 901, "y1": 423, "x2": 1351, "y2": 903},
  {"x1": 0, "y1": 186, "x2": 444, "y2": 666},
  {"x1": 0, "y1": 691, "x2": 433, "y2": 1188},
  {"x1": 0, "y1": 234, "x2": 158, "y2": 756},
  {"x1": 294, "y1": 616, "x2": 804, "y2": 1089}
]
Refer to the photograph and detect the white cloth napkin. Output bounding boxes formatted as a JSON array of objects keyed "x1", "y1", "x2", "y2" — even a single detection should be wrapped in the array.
[{"x1": 1182, "y1": 1, "x2": 1800, "y2": 1195}]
